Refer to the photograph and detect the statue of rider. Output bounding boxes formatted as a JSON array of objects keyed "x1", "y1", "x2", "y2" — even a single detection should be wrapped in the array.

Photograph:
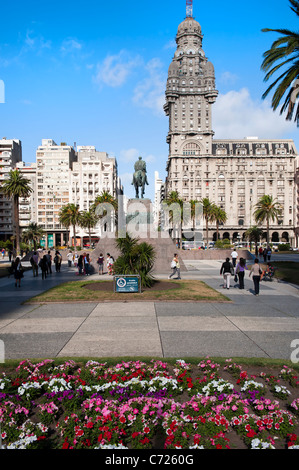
[{"x1": 132, "y1": 156, "x2": 149, "y2": 198}]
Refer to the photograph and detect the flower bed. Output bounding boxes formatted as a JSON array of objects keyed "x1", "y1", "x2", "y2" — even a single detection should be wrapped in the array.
[{"x1": 0, "y1": 358, "x2": 298, "y2": 449}]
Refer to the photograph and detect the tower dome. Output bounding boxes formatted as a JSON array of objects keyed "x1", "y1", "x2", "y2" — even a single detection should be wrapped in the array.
[{"x1": 177, "y1": 17, "x2": 202, "y2": 38}]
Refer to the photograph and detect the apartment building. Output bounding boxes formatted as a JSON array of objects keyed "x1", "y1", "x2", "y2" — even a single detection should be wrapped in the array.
[
  {"x1": 16, "y1": 161, "x2": 37, "y2": 229},
  {"x1": 0, "y1": 138, "x2": 22, "y2": 239},
  {"x1": 36, "y1": 139, "x2": 76, "y2": 247},
  {"x1": 70, "y1": 146, "x2": 120, "y2": 245}
]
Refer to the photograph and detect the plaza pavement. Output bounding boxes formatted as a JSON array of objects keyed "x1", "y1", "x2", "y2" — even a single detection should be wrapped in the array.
[{"x1": 0, "y1": 254, "x2": 298, "y2": 361}]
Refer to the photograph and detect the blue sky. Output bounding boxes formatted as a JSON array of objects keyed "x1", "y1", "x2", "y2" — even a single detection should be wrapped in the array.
[{"x1": 0, "y1": 0, "x2": 298, "y2": 200}]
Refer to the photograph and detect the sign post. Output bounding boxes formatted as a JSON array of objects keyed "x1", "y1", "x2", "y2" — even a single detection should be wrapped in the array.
[{"x1": 114, "y1": 275, "x2": 141, "y2": 293}]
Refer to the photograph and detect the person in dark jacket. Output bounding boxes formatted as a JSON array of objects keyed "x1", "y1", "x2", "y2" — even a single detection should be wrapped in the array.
[{"x1": 220, "y1": 257, "x2": 234, "y2": 289}]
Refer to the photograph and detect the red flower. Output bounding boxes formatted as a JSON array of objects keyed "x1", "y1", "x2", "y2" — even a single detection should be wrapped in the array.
[{"x1": 246, "y1": 428, "x2": 257, "y2": 438}]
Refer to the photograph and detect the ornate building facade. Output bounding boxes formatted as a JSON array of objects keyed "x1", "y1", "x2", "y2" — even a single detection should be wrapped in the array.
[{"x1": 164, "y1": 15, "x2": 298, "y2": 246}]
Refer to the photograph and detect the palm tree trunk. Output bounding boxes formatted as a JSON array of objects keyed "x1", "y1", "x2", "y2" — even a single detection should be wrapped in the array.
[
  {"x1": 73, "y1": 224, "x2": 76, "y2": 248},
  {"x1": 89, "y1": 227, "x2": 91, "y2": 247},
  {"x1": 14, "y1": 195, "x2": 20, "y2": 256},
  {"x1": 206, "y1": 218, "x2": 209, "y2": 245},
  {"x1": 267, "y1": 217, "x2": 270, "y2": 245}
]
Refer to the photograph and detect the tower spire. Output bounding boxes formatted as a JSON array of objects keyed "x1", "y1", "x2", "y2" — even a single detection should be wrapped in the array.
[{"x1": 186, "y1": 0, "x2": 193, "y2": 17}]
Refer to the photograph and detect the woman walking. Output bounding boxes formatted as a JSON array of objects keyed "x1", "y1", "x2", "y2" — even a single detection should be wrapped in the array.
[
  {"x1": 39, "y1": 255, "x2": 48, "y2": 280},
  {"x1": 12, "y1": 257, "x2": 23, "y2": 287},
  {"x1": 249, "y1": 258, "x2": 262, "y2": 296},
  {"x1": 236, "y1": 257, "x2": 248, "y2": 290},
  {"x1": 220, "y1": 257, "x2": 234, "y2": 289}
]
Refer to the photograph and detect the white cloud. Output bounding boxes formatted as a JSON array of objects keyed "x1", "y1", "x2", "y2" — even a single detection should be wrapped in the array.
[
  {"x1": 119, "y1": 148, "x2": 140, "y2": 162},
  {"x1": 218, "y1": 71, "x2": 239, "y2": 85},
  {"x1": 213, "y1": 88, "x2": 295, "y2": 139},
  {"x1": 94, "y1": 50, "x2": 141, "y2": 88},
  {"x1": 133, "y1": 58, "x2": 166, "y2": 115},
  {"x1": 60, "y1": 39, "x2": 83, "y2": 55}
]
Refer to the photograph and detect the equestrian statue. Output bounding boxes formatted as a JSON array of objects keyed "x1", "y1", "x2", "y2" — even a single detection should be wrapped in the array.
[{"x1": 132, "y1": 156, "x2": 149, "y2": 199}]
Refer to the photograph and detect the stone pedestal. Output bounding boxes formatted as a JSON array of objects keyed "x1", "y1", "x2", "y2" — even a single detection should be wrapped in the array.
[{"x1": 92, "y1": 198, "x2": 187, "y2": 274}]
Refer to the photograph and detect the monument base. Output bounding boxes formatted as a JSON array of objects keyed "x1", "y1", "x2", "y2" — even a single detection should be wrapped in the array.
[{"x1": 92, "y1": 199, "x2": 187, "y2": 274}]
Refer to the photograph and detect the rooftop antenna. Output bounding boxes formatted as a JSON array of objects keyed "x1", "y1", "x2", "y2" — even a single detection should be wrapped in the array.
[{"x1": 186, "y1": 0, "x2": 193, "y2": 17}]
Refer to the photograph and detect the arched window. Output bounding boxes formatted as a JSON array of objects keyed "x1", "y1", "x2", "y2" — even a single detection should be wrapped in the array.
[{"x1": 182, "y1": 142, "x2": 201, "y2": 156}]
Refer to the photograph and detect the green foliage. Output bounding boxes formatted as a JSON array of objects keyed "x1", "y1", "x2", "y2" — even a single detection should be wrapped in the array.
[
  {"x1": 113, "y1": 233, "x2": 156, "y2": 288},
  {"x1": 278, "y1": 243, "x2": 290, "y2": 251}
]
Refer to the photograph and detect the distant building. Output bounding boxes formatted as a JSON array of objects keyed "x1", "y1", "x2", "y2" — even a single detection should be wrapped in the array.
[
  {"x1": 0, "y1": 138, "x2": 22, "y2": 239},
  {"x1": 164, "y1": 15, "x2": 298, "y2": 246},
  {"x1": 17, "y1": 161, "x2": 37, "y2": 229}
]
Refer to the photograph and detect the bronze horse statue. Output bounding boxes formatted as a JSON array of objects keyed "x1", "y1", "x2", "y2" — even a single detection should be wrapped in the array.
[{"x1": 132, "y1": 170, "x2": 148, "y2": 198}]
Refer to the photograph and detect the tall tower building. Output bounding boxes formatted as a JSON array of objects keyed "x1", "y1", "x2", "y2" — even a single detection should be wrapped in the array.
[
  {"x1": 164, "y1": 12, "x2": 218, "y2": 198},
  {"x1": 164, "y1": 6, "x2": 298, "y2": 247}
]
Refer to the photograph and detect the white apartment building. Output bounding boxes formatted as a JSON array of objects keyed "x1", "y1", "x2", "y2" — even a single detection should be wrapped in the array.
[
  {"x1": 17, "y1": 161, "x2": 37, "y2": 229},
  {"x1": 70, "y1": 146, "x2": 120, "y2": 245},
  {"x1": 0, "y1": 138, "x2": 22, "y2": 239},
  {"x1": 36, "y1": 139, "x2": 76, "y2": 247},
  {"x1": 164, "y1": 14, "x2": 298, "y2": 246}
]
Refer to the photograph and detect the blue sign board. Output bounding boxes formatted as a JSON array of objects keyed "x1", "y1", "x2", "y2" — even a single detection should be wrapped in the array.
[{"x1": 114, "y1": 275, "x2": 140, "y2": 293}]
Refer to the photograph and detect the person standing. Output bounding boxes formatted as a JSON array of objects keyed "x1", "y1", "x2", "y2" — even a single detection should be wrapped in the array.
[
  {"x1": 39, "y1": 255, "x2": 48, "y2": 280},
  {"x1": 32, "y1": 251, "x2": 39, "y2": 277},
  {"x1": 54, "y1": 251, "x2": 62, "y2": 272},
  {"x1": 46, "y1": 250, "x2": 52, "y2": 274},
  {"x1": 78, "y1": 254, "x2": 83, "y2": 275},
  {"x1": 236, "y1": 257, "x2": 248, "y2": 290},
  {"x1": 263, "y1": 247, "x2": 267, "y2": 263},
  {"x1": 97, "y1": 253, "x2": 104, "y2": 275},
  {"x1": 12, "y1": 257, "x2": 23, "y2": 287},
  {"x1": 267, "y1": 246, "x2": 272, "y2": 261},
  {"x1": 106, "y1": 253, "x2": 114, "y2": 275},
  {"x1": 231, "y1": 248, "x2": 238, "y2": 267},
  {"x1": 249, "y1": 258, "x2": 262, "y2": 296},
  {"x1": 84, "y1": 253, "x2": 91, "y2": 275},
  {"x1": 67, "y1": 251, "x2": 73, "y2": 267},
  {"x1": 220, "y1": 257, "x2": 234, "y2": 289}
]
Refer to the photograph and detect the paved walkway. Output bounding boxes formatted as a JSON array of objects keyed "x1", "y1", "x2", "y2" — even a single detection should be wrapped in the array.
[{"x1": 0, "y1": 256, "x2": 298, "y2": 361}]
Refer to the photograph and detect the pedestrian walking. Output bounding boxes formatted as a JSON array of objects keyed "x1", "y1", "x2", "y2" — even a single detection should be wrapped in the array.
[
  {"x1": 263, "y1": 247, "x2": 267, "y2": 263},
  {"x1": 249, "y1": 258, "x2": 262, "y2": 296},
  {"x1": 46, "y1": 250, "x2": 52, "y2": 274},
  {"x1": 74, "y1": 252, "x2": 79, "y2": 267},
  {"x1": 1, "y1": 248, "x2": 5, "y2": 259},
  {"x1": 97, "y1": 253, "x2": 104, "y2": 274},
  {"x1": 168, "y1": 254, "x2": 180, "y2": 279},
  {"x1": 39, "y1": 255, "x2": 48, "y2": 280},
  {"x1": 231, "y1": 248, "x2": 238, "y2": 267},
  {"x1": 12, "y1": 257, "x2": 23, "y2": 287},
  {"x1": 220, "y1": 257, "x2": 234, "y2": 289},
  {"x1": 235, "y1": 257, "x2": 248, "y2": 289}
]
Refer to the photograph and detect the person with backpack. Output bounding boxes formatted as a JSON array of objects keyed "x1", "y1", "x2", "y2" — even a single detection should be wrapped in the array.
[
  {"x1": 12, "y1": 257, "x2": 23, "y2": 287},
  {"x1": 54, "y1": 251, "x2": 62, "y2": 272},
  {"x1": 97, "y1": 253, "x2": 104, "y2": 275}
]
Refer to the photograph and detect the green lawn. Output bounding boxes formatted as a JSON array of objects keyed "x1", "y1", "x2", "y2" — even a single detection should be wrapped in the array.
[
  {"x1": 26, "y1": 279, "x2": 230, "y2": 303},
  {"x1": 270, "y1": 261, "x2": 299, "y2": 286}
]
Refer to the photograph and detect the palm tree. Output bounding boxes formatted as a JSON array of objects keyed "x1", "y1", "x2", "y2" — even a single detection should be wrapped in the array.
[
  {"x1": 163, "y1": 191, "x2": 184, "y2": 244},
  {"x1": 59, "y1": 203, "x2": 82, "y2": 248},
  {"x1": 254, "y1": 195, "x2": 282, "y2": 244},
  {"x1": 245, "y1": 225, "x2": 264, "y2": 255},
  {"x1": 261, "y1": 0, "x2": 299, "y2": 124},
  {"x1": 212, "y1": 205, "x2": 228, "y2": 242},
  {"x1": 1, "y1": 169, "x2": 32, "y2": 255},
  {"x1": 201, "y1": 197, "x2": 215, "y2": 246},
  {"x1": 91, "y1": 190, "x2": 118, "y2": 233},
  {"x1": 79, "y1": 210, "x2": 99, "y2": 247},
  {"x1": 113, "y1": 233, "x2": 156, "y2": 287},
  {"x1": 22, "y1": 222, "x2": 45, "y2": 251}
]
